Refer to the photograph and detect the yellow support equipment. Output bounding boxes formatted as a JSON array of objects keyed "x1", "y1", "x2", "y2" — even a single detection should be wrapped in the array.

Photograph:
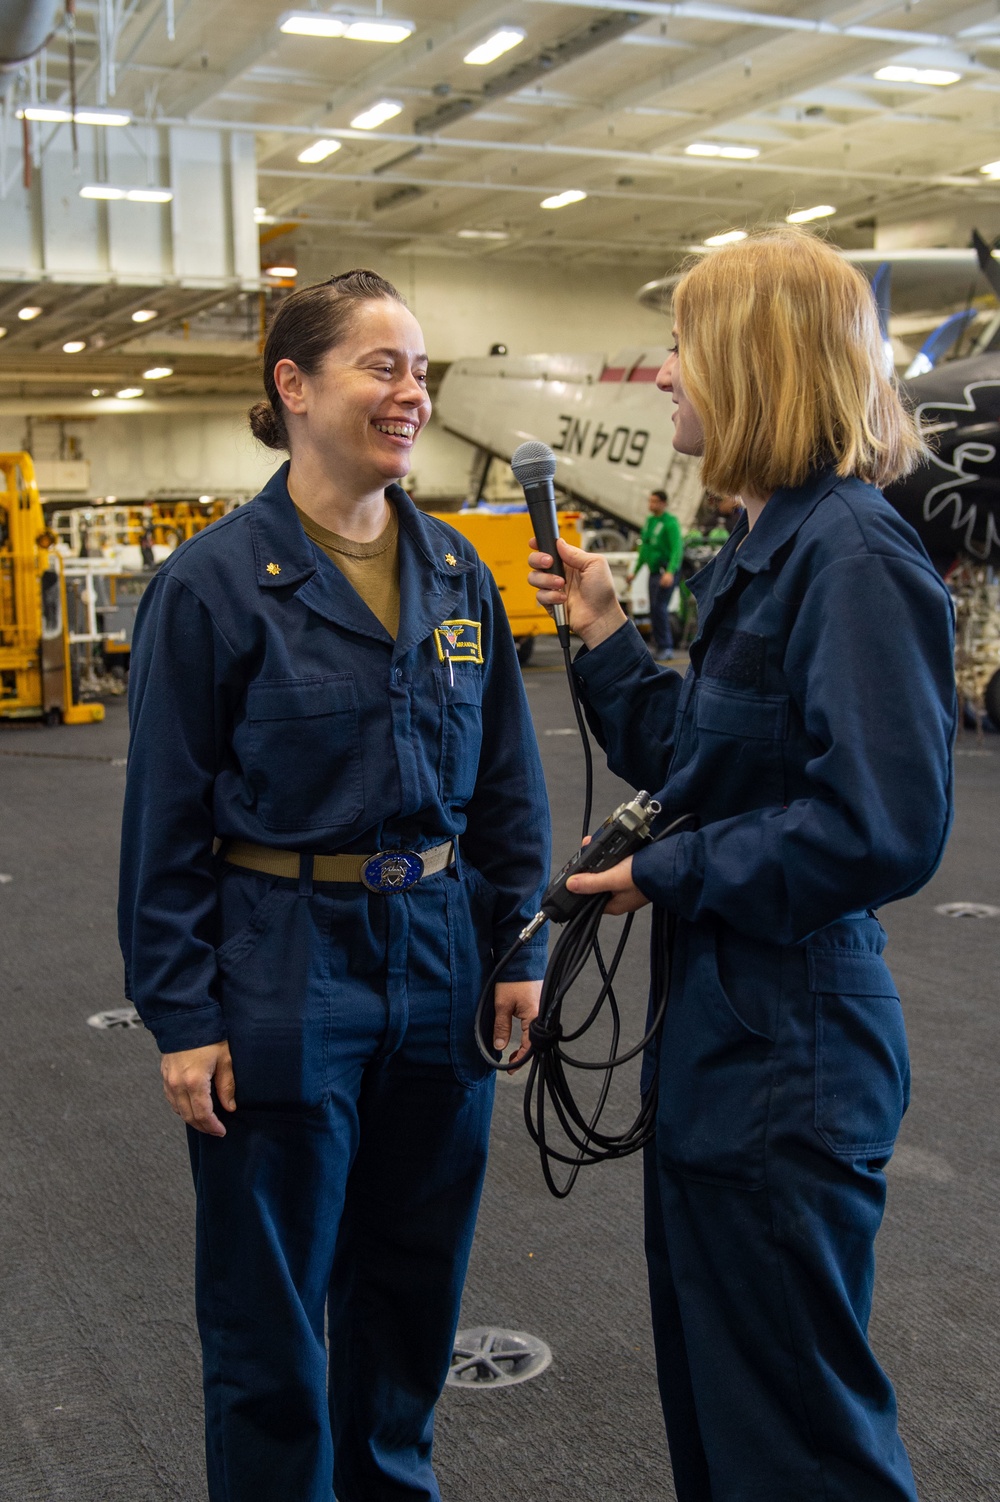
[{"x1": 0, "y1": 452, "x2": 103, "y2": 725}]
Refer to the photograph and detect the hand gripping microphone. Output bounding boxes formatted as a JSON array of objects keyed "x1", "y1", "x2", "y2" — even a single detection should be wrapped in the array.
[{"x1": 511, "y1": 440, "x2": 569, "y2": 647}]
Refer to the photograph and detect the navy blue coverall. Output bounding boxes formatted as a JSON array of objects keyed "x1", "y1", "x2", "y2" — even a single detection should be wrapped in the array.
[
  {"x1": 573, "y1": 470, "x2": 955, "y2": 1502},
  {"x1": 118, "y1": 465, "x2": 550, "y2": 1502}
]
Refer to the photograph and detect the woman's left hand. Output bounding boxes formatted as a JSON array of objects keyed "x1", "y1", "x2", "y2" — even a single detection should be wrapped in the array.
[
  {"x1": 493, "y1": 980, "x2": 542, "y2": 1067},
  {"x1": 566, "y1": 855, "x2": 650, "y2": 916}
]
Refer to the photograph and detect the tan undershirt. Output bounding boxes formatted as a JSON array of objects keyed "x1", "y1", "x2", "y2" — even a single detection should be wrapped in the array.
[{"x1": 295, "y1": 502, "x2": 400, "y2": 639}]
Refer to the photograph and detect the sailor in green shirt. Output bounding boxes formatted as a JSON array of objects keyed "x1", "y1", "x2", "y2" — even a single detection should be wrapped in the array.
[{"x1": 627, "y1": 488, "x2": 684, "y2": 660}]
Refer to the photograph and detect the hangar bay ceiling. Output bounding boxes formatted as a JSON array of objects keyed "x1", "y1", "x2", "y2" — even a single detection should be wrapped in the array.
[{"x1": 0, "y1": 0, "x2": 997, "y2": 403}]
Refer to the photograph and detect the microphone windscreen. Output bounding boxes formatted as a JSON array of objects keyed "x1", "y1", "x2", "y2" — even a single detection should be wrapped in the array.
[{"x1": 511, "y1": 440, "x2": 557, "y2": 486}]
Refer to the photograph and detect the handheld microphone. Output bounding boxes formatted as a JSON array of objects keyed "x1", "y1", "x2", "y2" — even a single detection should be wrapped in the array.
[{"x1": 511, "y1": 440, "x2": 569, "y2": 647}]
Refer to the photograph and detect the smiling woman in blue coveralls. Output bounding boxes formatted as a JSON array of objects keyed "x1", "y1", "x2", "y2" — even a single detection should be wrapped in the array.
[
  {"x1": 119, "y1": 270, "x2": 550, "y2": 1502},
  {"x1": 530, "y1": 230, "x2": 956, "y2": 1501}
]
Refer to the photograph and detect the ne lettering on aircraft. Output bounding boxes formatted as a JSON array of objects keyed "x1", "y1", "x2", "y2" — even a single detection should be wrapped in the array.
[{"x1": 552, "y1": 414, "x2": 650, "y2": 467}]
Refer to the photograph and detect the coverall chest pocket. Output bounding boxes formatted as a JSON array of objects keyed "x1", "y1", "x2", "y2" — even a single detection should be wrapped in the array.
[
  {"x1": 439, "y1": 669, "x2": 484, "y2": 805},
  {"x1": 693, "y1": 682, "x2": 789, "y2": 806},
  {"x1": 247, "y1": 674, "x2": 363, "y2": 832},
  {"x1": 695, "y1": 682, "x2": 789, "y2": 739},
  {"x1": 809, "y1": 948, "x2": 909, "y2": 1159}
]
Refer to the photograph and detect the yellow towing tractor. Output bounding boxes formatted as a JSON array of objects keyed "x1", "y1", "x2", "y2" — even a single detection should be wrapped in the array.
[{"x1": 0, "y1": 452, "x2": 103, "y2": 726}]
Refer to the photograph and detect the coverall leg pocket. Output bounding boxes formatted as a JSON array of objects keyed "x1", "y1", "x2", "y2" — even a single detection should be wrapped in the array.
[
  {"x1": 446, "y1": 867, "x2": 498, "y2": 1086},
  {"x1": 216, "y1": 871, "x2": 330, "y2": 1106},
  {"x1": 809, "y1": 948, "x2": 909, "y2": 1158},
  {"x1": 657, "y1": 921, "x2": 779, "y2": 1188}
]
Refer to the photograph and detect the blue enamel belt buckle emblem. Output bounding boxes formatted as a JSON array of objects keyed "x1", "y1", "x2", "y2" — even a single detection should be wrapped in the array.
[{"x1": 360, "y1": 851, "x2": 425, "y2": 893}]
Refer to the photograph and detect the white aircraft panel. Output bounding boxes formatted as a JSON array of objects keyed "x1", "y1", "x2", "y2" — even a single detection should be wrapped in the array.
[{"x1": 437, "y1": 353, "x2": 703, "y2": 532}]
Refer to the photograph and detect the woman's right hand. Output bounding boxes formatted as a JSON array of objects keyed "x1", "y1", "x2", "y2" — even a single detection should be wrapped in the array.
[
  {"x1": 161, "y1": 1042, "x2": 236, "y2": 1137},
  {"x1": 528, "y1": 537, "x2": 627, "y2": 650}
]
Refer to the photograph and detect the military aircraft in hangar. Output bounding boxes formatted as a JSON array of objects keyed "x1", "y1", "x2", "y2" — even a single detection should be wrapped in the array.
[
  {"x1": 437, "y1": 233, "x2": 1000, "y2": 562},
  {"x1": 436, "y1": 233, "x2": 1000, "y2": 716}
]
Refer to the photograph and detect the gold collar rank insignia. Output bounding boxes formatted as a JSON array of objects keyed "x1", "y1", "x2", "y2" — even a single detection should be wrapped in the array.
[
  {"x1": 434, "y1": 619, "x2": 483, "y2": 664},
  {"x1": 266, "y1": 562, "x2": 281, "y2": 576},
  {"x1": 444, "y1": 552, "x2": 457, "y2": 567}
]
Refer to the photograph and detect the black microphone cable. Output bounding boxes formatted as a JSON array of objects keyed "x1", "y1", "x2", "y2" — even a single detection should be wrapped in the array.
[{"x1": 474, "y1": 510, "x2": 696, "y2": 1196}]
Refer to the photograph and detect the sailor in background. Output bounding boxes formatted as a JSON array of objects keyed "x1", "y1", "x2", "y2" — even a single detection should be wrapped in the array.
[
  {"x1": 530, "y1": 230, "x2": 955, "y2": 1502},
  {"x1": 119, "y1": 271, "x2": 549, "y2": 1502},
  {"x1": 627, "y1": 487, "x2": 684, "y2": 660}
]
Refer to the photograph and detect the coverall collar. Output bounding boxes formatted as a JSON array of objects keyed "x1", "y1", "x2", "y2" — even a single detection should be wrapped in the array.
[
  {"x1": 249, "y1": 462, "x2": 474, "y2": 654},
  {"x1": 686, "y1": 468, "x2": 842, "y2": 663},
  {"x1": 722, "y1": 467, "x2": 842, "y2": 577}
]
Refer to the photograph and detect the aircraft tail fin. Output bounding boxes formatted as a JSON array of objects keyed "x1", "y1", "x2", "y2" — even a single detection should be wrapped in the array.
[
  {"x1": 972, "y1": 230, "x2": 1000, "y2": 300},
  {"x1": 871, "y1": 261, "x2": 892, "y2": 339}
]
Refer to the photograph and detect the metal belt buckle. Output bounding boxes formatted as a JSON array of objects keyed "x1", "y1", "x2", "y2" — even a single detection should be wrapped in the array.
[{"x1": 360, "y1": 850, "x2": 425, "y2": 894}]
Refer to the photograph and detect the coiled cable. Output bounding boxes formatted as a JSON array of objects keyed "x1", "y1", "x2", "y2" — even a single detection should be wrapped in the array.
[{"x1": 475, "y1": 630, "x2": 692, "y2": 1197}]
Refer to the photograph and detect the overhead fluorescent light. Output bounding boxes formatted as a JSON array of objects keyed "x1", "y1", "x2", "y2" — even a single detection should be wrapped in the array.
[
  {"x1": 17, "y1": 306, "x2": 42, "y2": 321},
  {"x1": 266, "y1": 265, "x2": 298, "y2": 278},
  {"x1": 703, "y1": 229, "x2": 748, "y2": 246},
  {"x1": 281, "y1": 12, "x2": 348, "y2": 35},
  {"x1": 464, "y1": 27, "x2": 526, "y2": 66},
  {"x1": 874, "y1": 65, "x2": 961, "y2": 85},
  {"x1": 80, "y1": 184, "x2": 172, "y2": 201},
  {"x1": 350, "y1": 99, "x2": 403, "y2": 130},
  {"x1": 457, "y1": 228, "x2": 509, "y2": 239},
  {"x1": 18, "y1": 106, "x2": 71, "y2": 123},
  {"x1": 298, "y1": 138, "x2": 342, "y2": 163},
  {"x1": 115, "y1": 387, "x2": 144, "y2": 399},
  {"x1": 685, "y1": 142, "x2": 760, "y2": 160},
  {"x1": 279, "y1": 12, "x2": 413, "y2": 42},
  {"x1": 18, "y1": 106, "x2": 130, "y2": 126},
  {"x1": 979, "y1": 160, "x2": 1000, "y2": 178},
  {"x1": 63, "y1": 340, "x2": 86, "y2": 354},
  {"x1": 786, "y1": 204, "x2": 836, "y2": 223},
  {"x1": 143, "y1": 366, "x2": 173, "y2": 379},
  {"x1": 540, "y1": 189, "x2": 587, "y2": 209},
  {"x1": 131, "y1": 309, "x2": 158, "y2": 323},
  {"x1": 344, "y1": 19, "x2": 413, "y2": 42},
  {"x1": 75, "y1": 109, "x2": 132, "y2": 126}
]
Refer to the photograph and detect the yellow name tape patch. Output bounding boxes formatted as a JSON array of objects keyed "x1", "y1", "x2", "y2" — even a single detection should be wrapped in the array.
[{"x1": 434, "y1": 619, "x2": 483, "y2": 664}]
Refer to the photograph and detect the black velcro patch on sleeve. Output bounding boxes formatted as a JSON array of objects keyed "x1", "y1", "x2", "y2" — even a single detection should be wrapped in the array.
[{"x1": 702, "y1": 628, "x2": 767, "y2": 690}]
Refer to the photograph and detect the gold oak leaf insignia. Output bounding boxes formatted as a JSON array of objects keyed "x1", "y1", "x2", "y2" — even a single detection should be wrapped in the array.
[
  {"x1": 266, "y1": 562, "x2": 281, "y2": 576},
  {"x1": 444, "y1": 552, "x2": 457, "y2": 566}
]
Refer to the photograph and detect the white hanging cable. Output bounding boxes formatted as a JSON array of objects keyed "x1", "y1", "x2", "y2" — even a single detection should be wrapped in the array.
[
  {"x1": 28, "y1": 57, "x2": 41, "y2": 169},
  {"x1": 97, "y1": 0, "x2": 108, "y2": 104},
  {"x1": 166, "y1": 0, "x2": 175, "y2": 42},
  {"x1": 1, "y1": 90, "x2": 10, "y2": 201}
]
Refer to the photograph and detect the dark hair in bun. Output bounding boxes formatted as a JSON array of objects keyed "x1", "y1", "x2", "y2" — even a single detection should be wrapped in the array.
[{"x1": 249, "y1": 269, "x2": 406, "y2": 450}]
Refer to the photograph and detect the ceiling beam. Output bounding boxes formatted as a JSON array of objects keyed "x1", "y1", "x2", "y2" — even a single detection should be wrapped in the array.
[
  {"x1": 159, "y1": 112, "x2": 988, "y2": 187},
  {"x1": 168, "y1": 33, "x2": 282, "y2": 118},
  {"x1": 259, "y1": 165, "x2": 751, "y2": 207},
  {"x1": 253, "y1": 0, "x2": 529, "y2": 171},
  {"x1": 524, "y1": 0, "x2": 952, "y2": 48},
  {"x1": 614, "y1": 0, "x2": 1000, "y2": 149},
  {"x1": 536, "y1": 0, "x2": 912, "y2": 146}
]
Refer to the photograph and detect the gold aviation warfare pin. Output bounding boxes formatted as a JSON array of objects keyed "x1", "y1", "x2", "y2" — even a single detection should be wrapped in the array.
[{"x1": 434, "y1": 619, "x2": 483, "y2": 665}]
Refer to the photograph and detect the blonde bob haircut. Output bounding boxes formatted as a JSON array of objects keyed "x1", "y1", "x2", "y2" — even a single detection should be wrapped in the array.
[{"x1": 671, "y1": 227, "x2": 925, "y2": 498}]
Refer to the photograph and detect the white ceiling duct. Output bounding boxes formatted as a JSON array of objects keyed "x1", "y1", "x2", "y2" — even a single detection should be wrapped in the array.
[{"x1": 0, "y1": 0, "x2": 63, "y2": 86}]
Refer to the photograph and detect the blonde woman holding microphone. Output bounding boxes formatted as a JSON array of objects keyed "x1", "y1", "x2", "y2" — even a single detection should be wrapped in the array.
[{"x1": 530, "y1": 230, "x2": 955, "y2": 1502}]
